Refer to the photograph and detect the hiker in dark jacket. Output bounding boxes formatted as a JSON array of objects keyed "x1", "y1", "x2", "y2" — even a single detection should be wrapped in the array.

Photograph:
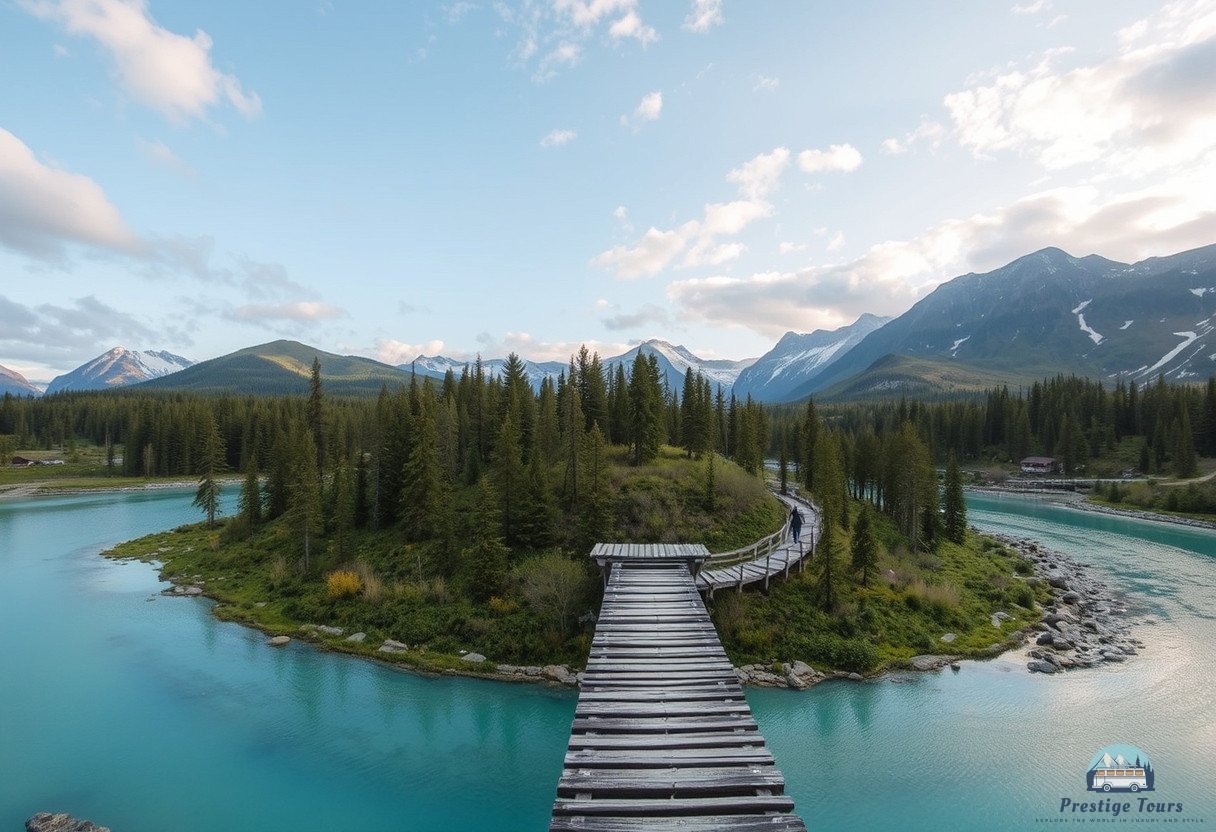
[{"x1": 790, "y1": 507, "x2": 803, "y2": 543}]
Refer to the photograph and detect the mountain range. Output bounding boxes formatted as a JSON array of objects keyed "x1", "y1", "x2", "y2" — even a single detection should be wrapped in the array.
[{"x1": 10, "y1": 243, "x2": 1216, "y2": 403}]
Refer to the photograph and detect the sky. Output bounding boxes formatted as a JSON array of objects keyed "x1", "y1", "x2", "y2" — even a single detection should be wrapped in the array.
[{"x1": 1, "y1": 0, "x2": 1215, "y2": 384}]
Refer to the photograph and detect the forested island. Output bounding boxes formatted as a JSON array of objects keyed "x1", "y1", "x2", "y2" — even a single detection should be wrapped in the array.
[{"x1": 4, "y1": 355, "x2": 1213, "y2": 678}]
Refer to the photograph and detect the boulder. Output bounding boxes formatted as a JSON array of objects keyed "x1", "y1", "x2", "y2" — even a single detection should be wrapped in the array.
[
  {"x1": 1048, "y1": 575, "x2": 1069, "y2": 589},
  {"x1": 847, "y1": 672, "x2": 864, "y2": 681},
  {"x1": 378, "y1": 639, "x2": 408, "y2": 654},
  {"x1": 790, "y1": 660, "x2": 815, "y2": 678},
  {"x1": 268, "y1": 636, "x2": 290, "y2": 646},
  {"x1": 940, "y1": 633, "x2": 957, "y2": 643},
  {"x1": 316, "y1": 625, "x2": 344, "y2": 636},
  {"x1": 1035, "y1": 632, "x2": 1056, "y2": 646},
  {"x1": 908, "y1": 655, "x2": 952, "y2": 672},
  {"x1": 1061, "y1": 591, "x2": 1082, "y2": 604},
  {"x1": 345, "y1": 632, "x2": 366, "y2": 643},
  {"x1": 542, "y1": 665, "x2": 577, "y2": 685},
  {"x1": 26, "y1": 813, "x2": 110, "y2": 832},
  {"x1": 461, "y1": 652, "x2": 487, "y2": 663},
  {"x1": 1027, "y1": 659, "x2": 1058, "y2": 674}
]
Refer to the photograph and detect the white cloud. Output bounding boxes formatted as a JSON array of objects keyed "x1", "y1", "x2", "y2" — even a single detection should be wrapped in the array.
[
  {"x1": 229, "y1": 301, "x2": 347, "y2": 322},
  {"x1": 613, "y1": 205, "x2": 629, "y2": 221},
  {"x1": 753, "y1": 75, "x2": 780, "y2": 91},
  {"x1": 778, "y1": 241, "x2": 806, "y2": 254},
  {"x1": 476, "y1": 331, "x2": 632, "y2": 363},
  {"x1": 0, "y1": 127, "x2": 142, "y2": 260},
  {"x1": 826, "y1": 231, "x2": 846, "y2": 252},
  {"x1": 601, "y1": 302, "x2": 670, "y2": 331},
  {"x1": 375, "y1": 338, "x2": 447, "y2": 365},
  {"x1": 726, "y1": 146, "x2": 790, "y2": 200},
  {"x1": 540, "y1": 128, "x2": 577, "y2": 147},
  {"x1": 592, "y1": 224, "x2": 692, "y2": 278},
  {"x1": 0, "y1": 293, "x2": 176, "y2": 367},
  {"x1": 21, "y1": 0, "x2": 261, "y2": 123},
  {"x1": 944, "y1": 2, "x2": 1216, "y2": 175},
  {"x1": 797, "y1": 143, "x2": 863, "y2": 174},
  {"x1": 553, "y1": 0, "x2": 634, "y2": 27},
  {"x1": 667, "y1": 170, "x2": 1216, "y2": 338},
  {"x1": 1011, "y1": 0, "x2": 1050, "y2": 14},
  {"x1": 702, "y1": 199, "x2": 771, "y2": 236},
  {"x1": 621, "y1": 90, "x2": 663, "y2": 127},
  {"x1": 609, "y1": 9, "x2": 658, "y2": 45},
  {"x1": 683, "y1": 0, "x2": 723, "y2": 32},
  {"x1": 881, "y1": 118, "x2": 945, "y2": 154},
  {"x1": 536, "y1": 41, "x2": 582, "y2": 79}
]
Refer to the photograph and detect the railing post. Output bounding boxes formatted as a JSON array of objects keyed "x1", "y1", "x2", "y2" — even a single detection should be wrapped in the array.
[{"x1": 764, "y1": 540, "x2": 771, "y2": 591}]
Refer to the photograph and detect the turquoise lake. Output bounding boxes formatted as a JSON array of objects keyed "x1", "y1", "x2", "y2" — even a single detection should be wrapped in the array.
[{"x1": 2, "y1": 488, "x2": 1214, "y2": 830}]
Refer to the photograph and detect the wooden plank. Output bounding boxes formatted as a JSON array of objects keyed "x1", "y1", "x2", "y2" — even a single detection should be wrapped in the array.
[
  {"x1": 551, "y1": 816, "x2": 807, "y2": 831},
  {"x1": 552, "y1": 795, "x2": 796, "y2": 817}
]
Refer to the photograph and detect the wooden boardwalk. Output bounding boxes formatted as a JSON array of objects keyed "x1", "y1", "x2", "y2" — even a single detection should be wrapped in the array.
[
  {"x1": 696, "y1": 494, "x2": 819, "y2": 594},
  {"x1": 550, "y1": 548, "x2": 805, "y2": 831}
]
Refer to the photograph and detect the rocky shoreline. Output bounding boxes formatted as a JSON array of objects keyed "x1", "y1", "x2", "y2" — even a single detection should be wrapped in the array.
[{"x1": 989, "y1": 533, "x2": 1142, "y2": 673}]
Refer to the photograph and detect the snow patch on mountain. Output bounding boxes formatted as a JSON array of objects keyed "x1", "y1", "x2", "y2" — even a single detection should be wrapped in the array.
[
  {"x1": 1077, "y1": 314, "x2": 1104, "y2": 345},
  {"x1": 1138, "y1": 331, "x2": 1199, "y2": 377},
  {"x1": 1121, "y1": 320, "x2": 1134, "y2": 330},
  {"x1": 1071, "y1": 299, "x2": 1092, "y2": 314},
  {"x1": 950, "y1": 336, "x2": 970, "y2": 356}
]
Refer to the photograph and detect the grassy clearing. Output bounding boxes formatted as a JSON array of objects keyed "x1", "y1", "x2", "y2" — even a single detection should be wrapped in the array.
[{"x1": 712, "y1": 503, "x2": 1048, "y2": 674}]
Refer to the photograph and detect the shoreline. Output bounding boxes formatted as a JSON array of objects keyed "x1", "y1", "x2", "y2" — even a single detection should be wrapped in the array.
[
  {"x1": 967, "y1": 485, "x2": 1216, "y2": 531},
  {"x1": 0, "y1": 477, "x2": 242, "y2": 503}
]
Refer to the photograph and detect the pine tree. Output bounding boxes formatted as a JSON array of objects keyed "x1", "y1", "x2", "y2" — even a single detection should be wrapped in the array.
[
  {"x1": 703, "y1": 451, "x2": 717, "y2": 512},
  {"x1": 577, "y1": 423, "x2": 613, "y2": 551},
  {"x1": 778, "y1": 428, "x2": 789, "y2": 495},
  {"x1": 492, "y1": 412, "x2": 526, "y2": 548},
  {"x1": 943, "y1": 451, "x2": 967, "y2": 544},
  {"x1": 812, "y1": 520, "x2": 839, "y2": 611},
  {"x1": 238, "y1": 455, "x2": 262, "y2": 530},
  {"x1": 331, "y1": 458, "x2": 355, "y2": 559},
  {"x1": 466, "y1": 477, "x2": 509, "y2": 602},
  {"x1": 628, "y1": 352, "x2": 662, "y2": 465},
  {"x1": 193, "y1": 416, "x2": 225, "y2": 528},
  {"x1": 850, "y1": 505, "x2": 878, "y2": 587},
  {"x1": 1174, "y1": 408, "x2": 1198, "y2": 478},
  {"x1": 306, "y1": 356, "x2": 326, "y2": 475},
  {"x1": 401, "y1": 387, "x2": 443, "y2": 542},
  {"x1": 286, "y1": 432, "x2": 323, "y2": 570},
  {"x1": 800, "y1": 398, "x2": 820, "y2": 491}
]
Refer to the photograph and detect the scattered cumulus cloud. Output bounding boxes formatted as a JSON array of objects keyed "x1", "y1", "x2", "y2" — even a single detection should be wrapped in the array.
[
  {"x1": 881, "y1": 118, "x2": 946, "y2": 154},
  {"x1": 0, "y1": 127, "x2": 142, "y2": 261},
  {"x1": 228, "y1": 301, "x2": 347, "y2": 323},
  {"x1": 601, "y1": 302, "x2": 671, "y2": 331},
  {"x1": 778, "y1": 241, "x2": 806, "y2": 254},
  {"x1": 944, "y1": 1, "x2": 1216, "y2": 176},
  {"x1": 476, "y1": 331, "x2": 632, "y2": 364},
  {"x1": 608, "y1": 9, "x2": 658, "y2": 45},
  {"x1": 1011, "y1": 0, "x2": 1050, "y2": 14},
  {"x1": 753, "y1": 75, "x2": 780, "y2": 91},
  {"x1": 683, "y1": 0, "x2": 723, "y2": 32},
  {"x1": 796, "y1": 143, "x2": 863, "y2": 174},
  {"x1": 20, "y1": 0, "x2": 261, "y2": 123},
  {"x1": 0, "y1": 293, "x2": 177, "y2": 366},
  {"x1": 621, "y1": 90, "x2": 663, "y2": 128},
  {"x1": 667, "y1": 171, "x2": 1216, "y2": 338},
  {"x1": 826, "y1": 231, "x2": 846, "y2": 252},
  {"x1": 726, "y1": 146, "x2": 790, "y2": 200},
  {"x1": 375, "y1": 338, "x2": 448, "y2": 365},
  {"x1": 540, "y1": 128, "x2": 577, "y2": 147}
]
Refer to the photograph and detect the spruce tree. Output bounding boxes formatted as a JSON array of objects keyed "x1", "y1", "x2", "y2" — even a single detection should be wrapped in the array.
[
  {"x1": 577, "y1": 423, "x2": 613, "y2": 551},
  {"x1": 812, "y1": 520, "x2": 839, "y2": 611},
  {"x1": 238, "y1": 455, "x2": 262, "y2": 530},
  {"x1": 331, "y1": 458, "x2": 355, "y2": 559},
  {"x1": 943, "y1": 451, "x2": 967, "y2": 544},
  {"x1": 850, "y1": 505, "x2": 878, "y2": 587},
  {"x1": 466, "y1": 477, "x2": 509, "y2": 602},
  {"x1": 401, "y1": 387, "x2": 443, "y2": 542},
  {"x1": 286, "y1": 432, "x2": 323, "y2": 570},
  {"x1": 1174, "y1": 409, "x2": 1198, "y2": 478},
  {"x1": 193, "y1": 416, "x2": 225, "y2": 529},
  {"x1": 492, "y1": 412, "x2": 526, "y2": 548},
  {"x1": 703, "y1": 451, "x2": 717, "y2": 512},
  {"x1": 306, "y1": 357, "x2": 325, "y2": 475}
]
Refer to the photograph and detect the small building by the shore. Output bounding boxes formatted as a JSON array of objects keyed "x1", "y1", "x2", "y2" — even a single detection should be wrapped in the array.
[{"x1": 1020, "y1": 456, "x2": 1059, "y2": 475}]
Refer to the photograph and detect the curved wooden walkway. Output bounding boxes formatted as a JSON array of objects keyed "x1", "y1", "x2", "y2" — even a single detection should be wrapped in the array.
[
  {"x1": 550, "y1": 552, "x2": 805, "y2": 831},
  {"x1": 696, "y1": 491, "x2": 821, "y2": 594}
]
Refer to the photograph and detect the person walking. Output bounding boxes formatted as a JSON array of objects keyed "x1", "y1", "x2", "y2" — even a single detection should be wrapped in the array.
[{"x1": 790, "y1": 506, "x2": 803, "y2": 544}]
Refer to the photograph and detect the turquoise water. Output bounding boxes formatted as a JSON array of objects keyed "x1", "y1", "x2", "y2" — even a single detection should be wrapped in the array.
[{"x1": 2, "y1": 489, "x2": 1214, "y2": 830}]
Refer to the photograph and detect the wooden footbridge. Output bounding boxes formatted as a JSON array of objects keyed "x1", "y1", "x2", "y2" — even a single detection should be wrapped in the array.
[{"x1": 549, "y1": 492, "x2": 817, "y2": 831}]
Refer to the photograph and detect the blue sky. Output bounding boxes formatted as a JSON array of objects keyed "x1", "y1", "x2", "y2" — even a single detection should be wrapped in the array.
[{"x1": 2, "y1": 0, "x2": 1214, "y2": 383}]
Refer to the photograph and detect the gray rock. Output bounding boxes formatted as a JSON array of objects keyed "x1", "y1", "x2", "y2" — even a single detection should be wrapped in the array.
[
  {"x1": 1051, "y1": 637, "x2": 1074, "y2": 651},
  {"x1": 1100, "y1": 651, "x2": 1126, "y2": 663},
  {"x1": 268, "y1": 635, "x2": 290, "y2": 646},
  {"x1": 785, "y1": 672, "x2": 806, "y2": 689},
  {"x1": 1036, "y1": 632, "x2": 1056, "y2": 646},
  {"x1": 461, "y1": 652, "x2": 487, "y2": 663},
  {"x1": 345, "y1": 632, "x2": 366, "y2": 643},
  {"x1": 316, "y1": 625, "x2": 344, "y2": 636},
  {"x1": 908, "y1": 655, "x2": 953, "y2": 672},
  {"x1": 1048, "y1": 575, "x2": 1069, "y2": 589},
  {"x1": 378, "y1": 639, "x2": 408, "y2": 654},
  {"x1": 254, "y1": 601, "x2": 267, "y2": 608},
  {"x1": 26, "y1": 813, "x2": 110, "y2": 832},
  {"x1": 1062, "y1": 591, "x2": 1082, "y2": 604},
  {"x1": 847, "y1": 672, "x2": 864, "y2": 681},
  {"x1": 940, "y1": 633, "x2": 957, "y2": 643},
  {"x1": 542, "y1": 664, "x2": 577, "y2": 684},
  {"x1": 1027, "y1": 659, "x2": 1059, "y2": 674},
  {"x1": 790, "y1": 660, "x2": 815, "y2": 678}
]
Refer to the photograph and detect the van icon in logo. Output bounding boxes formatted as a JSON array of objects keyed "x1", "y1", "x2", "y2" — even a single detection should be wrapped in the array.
[{"x1": 1087, "y1": 744, "x2": 1154, "y2": 793}]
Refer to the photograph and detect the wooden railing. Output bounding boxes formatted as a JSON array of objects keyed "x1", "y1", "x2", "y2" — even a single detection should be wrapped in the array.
[{"x1": 699, "y1": 486, "x2": 820, "y2": 594}]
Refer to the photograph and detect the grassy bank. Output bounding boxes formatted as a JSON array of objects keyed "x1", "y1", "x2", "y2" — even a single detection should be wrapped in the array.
[
  {"x1": 712, "y1": 503, "x2": 1049, "y2": 674},
  {"x1": 104, "y1": 446, "x2": 785, "y2": 674}
]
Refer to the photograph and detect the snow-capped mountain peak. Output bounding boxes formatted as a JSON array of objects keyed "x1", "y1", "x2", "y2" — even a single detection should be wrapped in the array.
[{"x1": 45, "y1": 347, "x2": 195, "y2": 394}]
